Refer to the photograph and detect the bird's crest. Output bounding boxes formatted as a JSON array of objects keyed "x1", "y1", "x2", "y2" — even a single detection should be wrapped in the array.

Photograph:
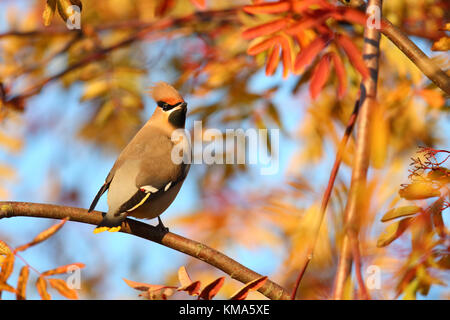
[{"x1": 150, "y1": 82, "x2": 184, "y2": 105}]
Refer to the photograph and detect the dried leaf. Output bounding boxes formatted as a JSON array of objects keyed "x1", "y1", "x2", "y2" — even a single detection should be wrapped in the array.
[
  {"x1": 41, "y1": 263, "x2": 85, "y2": 276},
  {"x1": 381, "y1": 206, "x2": 421, "y2": 222},
  {"x1": 242, "y1": 18, "x2": 288, "y2": 40},
  {"x1": 229, "y1": 276, "x2": 268, "y2": 300},
  {"x1": 16, "y1": 266, "x2": 29, "y2": 300},
  {"x1": 431, "y1": 36, "x2": 450, "y2": 52},
  {"x1": 243, "y1": 1, "x2": 290, "y2": 14},
  {"x1": 15, "y1": 218, "x2": 68, "y2": 252},
  {"x1": 36, "y1": 276, "x2": 51, "y2": 300},
  {"x1": 377, "y1": 218, "x2": 413, "y2": 247},
  {"x1": 48, "y1": 278, "x2": 78, "y2": 299},
  {"x1": 309, "y1": 54, "x2": 331, "y2": 99},
  {"x1": 178, "y1": 266, "x2": 193, "y2": 288},
  {"x1": 336, "y1": 34, "x2": 369, "y2": 79},
  {"x1": 198, "y1": 277, "x2": 225, "y2": 300},
  {"x1": 178, "y1": 281, "x2": 202, "y2": 296},
  {"x1": 123, "y1": 278, "x2": 176, "y2": 292}
]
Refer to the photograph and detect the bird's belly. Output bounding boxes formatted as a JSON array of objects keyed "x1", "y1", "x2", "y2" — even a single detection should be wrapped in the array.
[{"x1": 128, "y1": 181, "x2": 183, "y2": 220}]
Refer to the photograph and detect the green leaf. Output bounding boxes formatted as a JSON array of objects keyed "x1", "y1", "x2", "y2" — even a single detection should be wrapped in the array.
[
  {"x1": 377, "y1": 217, "x2": 413, "y2": 247},
  {"x1": 381, "y1": 206, "x2": 421, "y2": 222}
]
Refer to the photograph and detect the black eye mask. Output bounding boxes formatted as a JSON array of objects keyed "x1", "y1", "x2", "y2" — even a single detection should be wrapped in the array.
[{"x1": 157, "y1": 101, "x2": 183, "y2": 111}]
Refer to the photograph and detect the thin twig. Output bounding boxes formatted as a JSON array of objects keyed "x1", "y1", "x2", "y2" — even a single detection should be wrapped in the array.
[
  {"x1": 0, "y1": 201, "x2": 290, "y2": 300},
  {"x1": 290, "y1": 98, "x2": 360, "y2": 299}
]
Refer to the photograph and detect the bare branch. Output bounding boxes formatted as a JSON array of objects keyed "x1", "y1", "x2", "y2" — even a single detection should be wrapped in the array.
[{"x1": 0, "y1": 201, "x2": 290, "y2": 300}]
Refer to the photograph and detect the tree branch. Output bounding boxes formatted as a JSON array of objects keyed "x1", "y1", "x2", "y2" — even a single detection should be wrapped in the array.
[
  {"x1": 332, "y1": 0, "x2": 382, "y2": 300},
  {"x1": 0, "y1": 201, "x2": 290, "y2": 300}
]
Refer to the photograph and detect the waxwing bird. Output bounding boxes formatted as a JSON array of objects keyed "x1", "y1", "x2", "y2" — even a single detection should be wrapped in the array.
[{"x1": 88, "y1": 82, "x2": 190, "y2": 233}]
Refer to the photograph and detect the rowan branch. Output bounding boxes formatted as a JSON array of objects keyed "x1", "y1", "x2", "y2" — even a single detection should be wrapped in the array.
[
  {"x1": 0, "y1": 201, "x2": 290, "y2": 300},
  {"x1": 332, "y1": 0, "x2": 382, "y2": 299}
]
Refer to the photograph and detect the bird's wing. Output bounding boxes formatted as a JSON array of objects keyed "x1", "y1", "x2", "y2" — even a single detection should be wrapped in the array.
[{"x1": 115, "y1": 129, "x2": 190, "y2": 214}]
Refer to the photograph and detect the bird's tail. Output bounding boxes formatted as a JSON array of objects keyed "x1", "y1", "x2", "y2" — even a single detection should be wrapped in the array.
[{"x1": 93, "y1": 213, "x2": 125, "y2": 234}]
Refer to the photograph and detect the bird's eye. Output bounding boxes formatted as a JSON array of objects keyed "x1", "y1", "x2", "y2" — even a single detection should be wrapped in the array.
[{"x1": 157, "y1": 101, "x2": 171, "y2": 111}]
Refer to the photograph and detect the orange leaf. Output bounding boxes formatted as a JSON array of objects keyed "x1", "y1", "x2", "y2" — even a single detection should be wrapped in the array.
[
  {"x1": 418, "y1": 89, "x2": 445, "y2": 109},
  {"x1": 178, "y1": 281, "x2": 202, "y2": 296},
  {"x1": 279, "y1": 36, "x2": 292, "y2": 78},
  {"x1": 0, "y1": 282, "x2": 16, "y2": 293},
  {"x1": 242, "y1": 18, "x2": 288, "y2": 40},
  {"x1": 243, "y1": 1, "x2": 290, "y2": 14},
  {"x1": 41, "y1": 263, "x2": 85, "y2": 276},
  {"x1": 330, "y1": 52, "x2": 347, "y2": 98},
  {"x1": 16, "y1": 266, "x2": 29, "y2": 300},
  {"x1": 123, "y1": 278, "x2": 176, "y2": 292},
  {"x1": 198, "y1": 277, "x2": 225, "y2": 300},
  {"x1": 189, "y1": 0, "x2": 206, "y2": 9},
  {"x1": 292, "y1": 0, "x2": 333, "y2": 13},
  {"x1": 247, "y1": 36, "x2": 281, "y2": 55},
  {"x1": 333, "y1": 7, "x2": 367, "y2": 25},
  {"x1": 335, "y1": 34, "x2": 369, "y2": 79},
  {"x1": 229, "y1": 276, "x2": 268, "y2": 300},
  {"x1": 266, "y1": 44, "x2": 281, "y2": 76},
  {"x1": 294, "y1": 34, "x2": 331, "y2": 73},
  {"x1": 0, "y1": 253, "x2": 15, "y2": 283},
  {"x1": 0, "y1": 240, "x2": 11, "y2": 255},
  {"x1": 15, "y1": 218, "x2": 68, "y2": 252},
  {"x1": 285, "y1": 15, "x2": 330, "y2": 35},
  {"x1": 48, "y1": 278, "x2": 78, "y2": 299},
  {"x1": 36, "y1": 276, "x2": 51, "y2": 300},
  {"x1": 310, "y1": 53, "x2": 331, "y2": 99}
]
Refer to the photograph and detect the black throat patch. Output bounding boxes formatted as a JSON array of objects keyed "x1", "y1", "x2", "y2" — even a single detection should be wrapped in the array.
[{"x1": 168, "y1": 107, "x2": 187, "y2": 128}]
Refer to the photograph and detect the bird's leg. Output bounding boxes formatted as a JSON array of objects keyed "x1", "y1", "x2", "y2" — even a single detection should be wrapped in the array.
[{"x1": 156, "y1": 216, "x2": 169, "y2": 233}]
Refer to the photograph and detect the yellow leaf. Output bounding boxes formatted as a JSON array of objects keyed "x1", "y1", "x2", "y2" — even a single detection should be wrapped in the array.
[
  {"x1": 0, "y1": 254, "x2": 15, "y2": 283},
  {"x1": 377, "y1": 218, "x2": 413, "y2": 247},
  {"x1": 399, "y1": 182, "x2": 441, "y2": 200},
  {"x1": 43, "y1": 0, "x2": 57, "y2": 26},
  {"x1": 0, "y1": 241, "x2": 11, "y2": 256},
  {"x1": 432, "y1": 36, "x2": 450, "y2": 52},
  {"x1": 81, "y1": 80, "x2": 109, "y2": 101},
  {"x1": 381, "y1": 206, "x2": 421, "y2": 222},
  {"x1": 41, "y1": 263, "x2": 85, "y2": 276},
  {"x1": 15, "y1": 218, "x2": 68, "y2": 252}
]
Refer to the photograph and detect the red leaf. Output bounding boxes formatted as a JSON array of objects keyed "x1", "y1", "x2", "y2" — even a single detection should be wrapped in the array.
[
  {"x1": 190, "y1": 0, "x2": 206, "y2": 9},
  {"x1": 285, "y1": 14, "x2": 330, "y2": 35},
  {"x1": 330, "y1": 52, "x2": 347, "y2": 98},
  {"x1": 198, "y1": 277, "x2": 225, "y2": 300},
  {"x1": 333, "y1": 7, "x2": 367, "y2": 26},
  {"x1": 229, "y1": 276, "x2": 268, "y2": 300},
  {"x1": 178, "y1": 281, "x2": 202, "y2": 296},
  {"x1": 335, "y1": 34, "x2": 369, "y2": 79},
  {"x1": 243, "y1": 1, "x2": 290, "y2": 14},
  {"x1": 294, "y1": 34, "x2": 331, "y2": 73},
  {"x1": 266, "y1": 44, "x2": 280, "y2": 76},
  {"x1": 292, "y1": 0, "x2": 333, "y2": 13},
  {"x1": 309, "y1": 53, "x2": 331, "y2": 99},
  {"x1": 247, "y1": 36, "x2": 281, "y2": 55},
  {"x1": 242, "y1": 18, "x2": 288, "y2": 40}
]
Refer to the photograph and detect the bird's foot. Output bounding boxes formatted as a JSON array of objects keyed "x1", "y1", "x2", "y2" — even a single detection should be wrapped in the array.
[
  {"x1": 93, "y1": 226, "x2": 121, "y2": 234},
  {"x1": 156, "y1": 216, "x2": 169, "y2": 233}
]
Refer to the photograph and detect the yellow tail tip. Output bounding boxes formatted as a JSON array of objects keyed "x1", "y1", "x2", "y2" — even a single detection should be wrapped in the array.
[{"x1": 93, "y1": 226, "x2": 121, "y2": 234}]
